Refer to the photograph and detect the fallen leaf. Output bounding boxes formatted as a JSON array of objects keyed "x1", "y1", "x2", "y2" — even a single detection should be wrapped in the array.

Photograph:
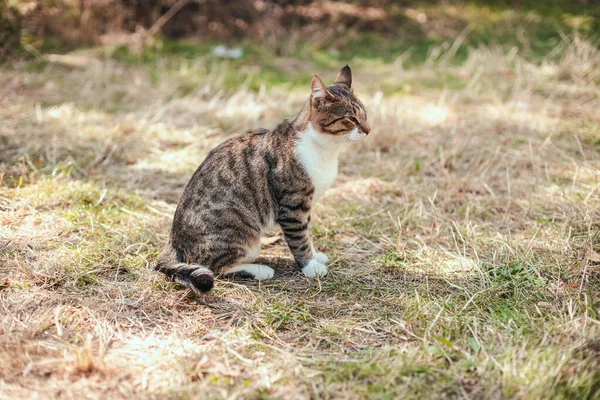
[
  {"x1": 586, "y1": 248, "x2": 600, "y2": 263},
  {"x1": 115, "y1": 298, "x2": 139, "y2": 308},
  {"x1": 335, "y1": 232, "x2": 360, "y2": 245},
  {"x1": 537, "y1": 301, "x2": 553, "y2": 309}
]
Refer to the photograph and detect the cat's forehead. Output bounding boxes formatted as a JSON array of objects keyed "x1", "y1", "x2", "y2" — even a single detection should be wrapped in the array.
[
  {"x1": 325, "y1": 84, "x2": 366, "y2": 115},
  {"x1": 328, "y1": 84, "x2": 353, "y2": 99}
]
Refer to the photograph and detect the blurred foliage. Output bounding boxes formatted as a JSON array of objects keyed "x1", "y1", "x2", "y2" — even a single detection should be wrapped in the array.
[
  {"x1": 0, "y1": 0, "x2": 22, "y2": 59},
  {"x1": 1, "y1": 0, "x2": 599, "y2": 64}
]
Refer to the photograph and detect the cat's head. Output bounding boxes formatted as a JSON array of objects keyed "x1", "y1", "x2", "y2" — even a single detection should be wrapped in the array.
[{"x1": 308, "y1": 65, "x2": 370, "y2": 143}]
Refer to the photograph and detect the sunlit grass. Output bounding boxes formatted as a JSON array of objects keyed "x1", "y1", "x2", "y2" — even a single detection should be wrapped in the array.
[{"x1": 1, "y1": 27, "x2": 599, "y2": 400}]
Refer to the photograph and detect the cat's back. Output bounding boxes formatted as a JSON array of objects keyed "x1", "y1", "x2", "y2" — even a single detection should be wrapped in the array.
[
  {"x1": 194, "y1": 121, "x2": 299, "y2": 179},
  {"x1": 174, "y1": 121, "x2": 306, "y2": 223},
  {"x1": 173, "y1": 128, "x2": 281, "y2": 226},
  {"x1": 208, "y1": 128, "x2": 269, "y2": 164},
  {"x1": 185, "y1": 129, "x2": 271, "y2": 193}
]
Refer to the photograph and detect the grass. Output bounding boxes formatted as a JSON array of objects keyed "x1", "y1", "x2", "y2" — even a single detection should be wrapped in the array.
[
  {"x1": 2, "y1": 12, "x2": 600, "y2": 400},
  {"x1": 20, "y1": 0, "x2": 598, "y2": 94}
]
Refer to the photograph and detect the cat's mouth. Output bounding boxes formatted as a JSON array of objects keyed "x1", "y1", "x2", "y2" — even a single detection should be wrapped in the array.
[
  {"x1": 346, "y1": 128, "x2": 368, "y2": 142},
  {"x1": 348, "y1": 133, "x2": 367, "y2": 141}
]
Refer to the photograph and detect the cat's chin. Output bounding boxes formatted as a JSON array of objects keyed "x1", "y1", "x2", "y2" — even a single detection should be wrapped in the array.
[
  {"x1": 344, "y1": 126, "x2": 367, "y2": 142},
  {"x1": 347, "y1": 133, "x2": 367, "y2": 142}
]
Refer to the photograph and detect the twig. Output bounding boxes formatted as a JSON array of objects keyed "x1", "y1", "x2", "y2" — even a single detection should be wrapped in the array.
[{"x1": 146, "y1": 0, "x2": 191, "y2": 39}]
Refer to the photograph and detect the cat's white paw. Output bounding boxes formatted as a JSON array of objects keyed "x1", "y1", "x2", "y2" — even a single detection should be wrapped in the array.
[
  {"x1": 302, "y1": 259, "x2": 328, "y2": 278},
  {"x1": 249, "y1": 265, "x2": 275, "y2": 280},
  {"x1": 313, "y1": 251, "x2": 329, "y2": 264},
  {"x1": 223, "y1": 264, "x2": 274, "y2": 280}
]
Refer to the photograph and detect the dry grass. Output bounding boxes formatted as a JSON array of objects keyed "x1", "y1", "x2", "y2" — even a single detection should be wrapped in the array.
[{"x1": 1, "y1": 35, "x2": 599, "y2": 399}]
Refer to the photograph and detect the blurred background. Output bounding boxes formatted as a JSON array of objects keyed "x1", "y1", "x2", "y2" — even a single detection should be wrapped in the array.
[{"x1": 2, "y1": 1, "x2": 599, "y2": 88}]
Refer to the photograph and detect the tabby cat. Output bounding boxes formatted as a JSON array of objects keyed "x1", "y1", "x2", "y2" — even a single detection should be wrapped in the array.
[{"x1": 155, "y1": 65, "x2": 370, "y2": 292}]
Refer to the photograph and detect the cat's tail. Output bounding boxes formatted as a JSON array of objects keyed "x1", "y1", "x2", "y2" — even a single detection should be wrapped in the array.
[{"x1": 155, "y1": 241, "x2": 214, "y2": 292}]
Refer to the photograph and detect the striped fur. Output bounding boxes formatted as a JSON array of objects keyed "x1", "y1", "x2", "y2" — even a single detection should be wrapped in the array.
[{"x1": 155, "y1": 65, "x2": 370, "y2": 292}]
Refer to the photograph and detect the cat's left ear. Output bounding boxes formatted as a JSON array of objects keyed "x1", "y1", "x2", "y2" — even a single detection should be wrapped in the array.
[
  {"x1": 311, "y1": 76, "x2": 332, "y2": 99},
  {"x1": 334, "y1": 65, "x2": 352, "y2": 88}
]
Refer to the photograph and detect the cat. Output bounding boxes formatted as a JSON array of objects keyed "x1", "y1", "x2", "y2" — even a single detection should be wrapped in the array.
[{"x1": 155, "y1": 65, "x2": 370, "y2": 292}]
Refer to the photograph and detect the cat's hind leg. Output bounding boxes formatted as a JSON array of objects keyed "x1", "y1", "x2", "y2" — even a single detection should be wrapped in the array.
[
  {"x1": 222, "y1": 264, "x2": 274, "y2": 280},
  {"x1": 219, "y1": 236, "x2": 274, "y2": 280},
  {"x1": 240, "y1": 241, "x2": 261, "y2": 263}
]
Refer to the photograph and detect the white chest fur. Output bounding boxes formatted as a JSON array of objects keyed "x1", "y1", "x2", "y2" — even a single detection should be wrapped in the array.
[{"x1": 295, "y1": 123, "x2": 342, "y2": 203}]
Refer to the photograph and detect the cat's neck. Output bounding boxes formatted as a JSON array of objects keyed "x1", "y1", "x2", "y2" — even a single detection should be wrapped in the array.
[
  {"x1": 296, "y1": 123, "x2": 344, "y2": 156},
  {"x1": 292, "y1": 99, "x2": 311, "y2": 131},
  {"x1": 294, "y1": 122, "x2": 342, "y2": 202}
]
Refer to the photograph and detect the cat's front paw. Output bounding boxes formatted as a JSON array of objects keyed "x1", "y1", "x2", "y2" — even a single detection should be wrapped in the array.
[
  {"x1": 313, "y1": 251, "x2": 329, "y2": 264},
  {"x1": 302, "y1": 259, "x2": 328, "y2": 278}
]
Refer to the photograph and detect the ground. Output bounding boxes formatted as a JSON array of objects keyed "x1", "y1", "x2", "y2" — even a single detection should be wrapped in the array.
[{"x1": 1, "y1": 6, "x2": 600, "y2": 399}]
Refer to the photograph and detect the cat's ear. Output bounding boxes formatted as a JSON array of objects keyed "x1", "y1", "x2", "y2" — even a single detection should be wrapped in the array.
[
  {"x1": 334, "y1": 65, "x2": 352, "y2": 88},
  {"x1": 311, "y1": 76, "x2": 332, "y2": 99}
]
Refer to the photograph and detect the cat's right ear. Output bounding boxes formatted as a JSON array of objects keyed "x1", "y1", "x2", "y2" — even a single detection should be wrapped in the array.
[
  {"x1": 311, "y1": 76, "x2": 332, "y2": 99},
  {"x1": 334, "y1": 65, "x2": 352, "y2": 87}
]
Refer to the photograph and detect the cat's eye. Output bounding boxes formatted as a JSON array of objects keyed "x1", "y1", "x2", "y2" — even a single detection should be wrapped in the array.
[{"x1": 347, "y1": 116, "x2": 359, "y2": 124}]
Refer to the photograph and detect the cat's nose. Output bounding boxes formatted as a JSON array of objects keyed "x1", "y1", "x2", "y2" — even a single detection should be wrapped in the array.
[{"x1": 360, "y1": 121, "x2": 371, "y2": 135}]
